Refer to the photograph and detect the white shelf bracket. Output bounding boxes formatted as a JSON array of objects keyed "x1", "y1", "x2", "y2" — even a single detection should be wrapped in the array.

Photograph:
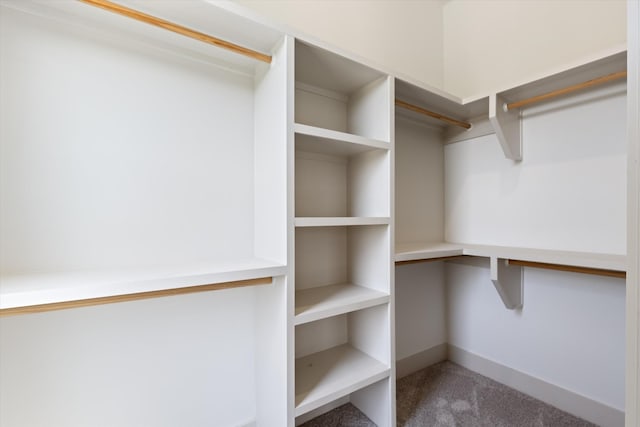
[
  {"x1": 490, "y1": 257, "x2": 523, "y2": 310},
  {"x1": 489, "y1": 94, "x2": 522, "y2": 161}
]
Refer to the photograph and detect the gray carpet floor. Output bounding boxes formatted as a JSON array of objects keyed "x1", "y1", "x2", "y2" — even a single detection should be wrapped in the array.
[{"x1": 300, "y1": 361, "x2": 595, "y2": 427}]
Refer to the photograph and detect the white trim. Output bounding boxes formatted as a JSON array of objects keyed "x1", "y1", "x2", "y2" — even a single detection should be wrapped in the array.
[
  {"x1": 448, "y1": 345, "x2": 625, "y2": 427},
  {"x1": 626, "y1": 1, "x2": 640, "y2": 426},
  {"x1": 396, "y1": 343, "x2": 448, "y2": 379}
]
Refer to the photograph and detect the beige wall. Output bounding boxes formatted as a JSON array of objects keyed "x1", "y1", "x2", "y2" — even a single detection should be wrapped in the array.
[
  {"x1": 443, "y1": 0, "x2": 627, "y2": 98},
  {"x1": 236, "y1": 0, "x2": 626, "y2": 99},
  {"x1": 235, "y1": 0, "x2": 446, "y2": 89}
]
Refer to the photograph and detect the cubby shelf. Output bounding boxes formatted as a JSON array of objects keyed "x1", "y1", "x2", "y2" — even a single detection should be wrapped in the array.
[
  {"x1": 0, "y1": 258, "x2": 287, "y2": 312},
  {"x1": 295, "y1": 217, "x2": 390, "y2": 227},
  {"x1": 295, "y1": 283, "x2": 389, "y2": 325},
  {"x1": 294, "y1": 344, "x2": 390, "y2": 417},
  {"x1": 294, "y1": 123, "x2": 390, "y2": 155}
]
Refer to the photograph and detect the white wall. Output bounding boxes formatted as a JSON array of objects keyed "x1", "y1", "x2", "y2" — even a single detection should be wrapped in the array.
[
  {"x1": 443, "y1": 0, "x2": 627, "y2": 99},
  {"x1": 444, "y1": 82, "x2": 627, "y2": 411},
  {"x1": 445, "y1": 83, "x2": 627, "y2": 253},
  {"x1": 394, "y1": 117, "x2": 448, "y2": 364},
  {"x1": 0, "y1": 289, "x2": 258, "y2": 427},
  {"x1": 447, "y1": 262, "x2": 626, "y2": 410},
  {"x1": 234, "y1": 0, "x2": 446, "y2": 89},
  {"x1": 395, "y1": 262, "x2": 446, "y2": 361}
]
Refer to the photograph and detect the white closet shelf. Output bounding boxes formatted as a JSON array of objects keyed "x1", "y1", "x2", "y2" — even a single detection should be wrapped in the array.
[
  {"x1": 295, "y1": 123, "x2": 390, "y2": 156},
  {"x1": 295, "y1": 40, "x2": 386, "y2": 95},
  {"x1": 394, "y1": 241, "x2": 626, "y2": 273},
  {"x1": 461, "y1": 244, "x2": 626, "y2": 273},
  {"x1": 295, "y1": 283, "x2": 389, "y2": 325},
  {"x1": 395, "y1": 242, "x2": 465, "y2": 262},
  {"x1": 295, "y1": 217, "x2": 390, "y2": 227},
  {"x1": 0, "y1": 258, "x2": 287, "y2": 314},
  {"x1": 295, "y1": 344, "x2": 390, "y2": 417},
  {"x1": 5, "y1": 0, "x2": 284, "y2": 77}
]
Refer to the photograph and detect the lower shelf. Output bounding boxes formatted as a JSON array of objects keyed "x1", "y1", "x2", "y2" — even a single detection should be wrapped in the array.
[
  {"x1": 295, "y1": 344, "x2": 390, "y2": 417},
  {"x1": 0, "y1": 258, "x2": 287, "y2": 315}
]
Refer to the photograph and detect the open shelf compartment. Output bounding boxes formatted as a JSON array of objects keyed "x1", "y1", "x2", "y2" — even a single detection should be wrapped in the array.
[
  {"x1": 295, "y1": 40, "x2": 391, "y2": 142},
  {"x1": 295, "y1": 141, "x2": 390, "y2": 218},
  {"x1": 294, "y1": 303, "x2": 391, "y2": 417},
  {"x1": 295, "y1": 225, "x2": 390, "y2": 298}
]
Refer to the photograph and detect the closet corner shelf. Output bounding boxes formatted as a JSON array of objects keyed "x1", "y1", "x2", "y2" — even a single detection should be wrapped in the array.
[
  {"x1": 461, "y1": 244, "x2": 626, "y2": 274},
  {"x1": 395, "y1": 242, "x2": 465, "y2": 263},
  {"x1": 294, "y1": 283, "x2": 389, "y2": 325},
  {"x1": 0, "y1": 259, "x2": 287, "y2": 315},
  {"x1": 295, "y1": 217, "x2": 390, "y2": 227},
  {"x1": 294, "y1": 123, "x2": 390, "y2": 156},
  {"x1": 394, "y1": 241, "x2": 626, "y2": 276},
  {"x1": 295, "y1": 344, "x2": 390, "y2": 417}
]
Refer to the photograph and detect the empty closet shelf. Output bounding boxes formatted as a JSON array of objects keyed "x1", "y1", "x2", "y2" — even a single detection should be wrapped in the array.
[
  {"x1": 295, "y1": 217, "x2": 390, "y2": 227},
  {"x1": 295, "y1": 344, "x2": 390, "y2": 417},
  {"x1": 395, "y1": 242, "x2": 465, "y2": 262},
  {"x1": 0, "y1": 259, "x2": 287, "y2": 315},
  {"x1": 295, "y1": 284, "x2": 389, "y2": 325},
  {"x1": 295, "y1": 123, "x2": 390, "y2": 155},
  {"x1": 461, "y1": 244, "x2": 626, "y2": 273}
]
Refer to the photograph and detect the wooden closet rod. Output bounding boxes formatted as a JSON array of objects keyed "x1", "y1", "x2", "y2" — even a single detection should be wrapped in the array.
[
  {"x1": 395, "y1": 99, "x2": 472, "y2": 129},
  {"x1": 507, "y1": 259, "x2": 626, "y2": 279},
  {"x1": 0, "y1": 277, "x2": 272, "y2": 316},
  {"x1": 506, "y1": 70, "x2": 627, "y2": 110},
  {"x1": 78, "y1": 0, "x2": 272, "y2": 63}
]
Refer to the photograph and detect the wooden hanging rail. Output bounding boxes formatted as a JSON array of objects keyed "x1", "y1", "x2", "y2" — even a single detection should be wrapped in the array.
[
  {"x1": 506, "y1": 70, "x2": 627, "y2": 110},
  {"x1": 0, "y1": 277, "x2": 272, "y2": 316},
  {"x1": 78, "y1": 0, "x2": 272, "y2": 63},
  {"x1": 395, "y1": 99, "x2": 472, "y2": 130},
  {"x1": 507, "y1": 259, "x2": 626, "y2": 279}
]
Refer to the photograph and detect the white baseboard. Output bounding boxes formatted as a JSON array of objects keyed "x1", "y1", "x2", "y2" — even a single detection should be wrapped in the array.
[
  {"x1": 448, "y1": 344, "x2": 625, "y2": 427},
  {"x1": 396, "y1": 343, "x2": 448, "y2": 379}
]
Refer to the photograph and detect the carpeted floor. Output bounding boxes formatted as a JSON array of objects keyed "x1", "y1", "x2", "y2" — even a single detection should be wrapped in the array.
[{"x1": 300, "y1": 361, "x2": 596, "y2": 427}]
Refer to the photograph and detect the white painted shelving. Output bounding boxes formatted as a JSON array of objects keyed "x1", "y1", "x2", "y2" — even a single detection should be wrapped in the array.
[
  {"x1": 0, "y1": 259, "x2": 287, "y2": 311},
  {"x1": 295, "y1": 283, "x2": 389, "y2": 325},
  {"x1": 394, "y1": 242, "x2": 625, "y2": 273},
  {"x1": 294, "y1": 344, "x2": 390, "y2": 417},
  {"x1": 292, "y1": 39, "x2": 394, "y2": 425},
  {"x1": 1, "y1": 1, "x2": 635, "y2": 426},
  {"x1": 295, "y1": 217, "x2": 390, "y2": 227}
]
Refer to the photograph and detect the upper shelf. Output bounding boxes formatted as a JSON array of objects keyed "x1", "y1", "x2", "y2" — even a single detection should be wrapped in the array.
[
  {"x1": 395, "y1": 46, "x2": 627, "y2": 161},
  {"x1": 295, "y1": 40, "x2": 387, "y2": 96},
  {"x1": 0, "y1": 258, "x2": 287, "y2": 314},
  {"x1": 395, "y1": 242, "x2": 464, "y2": 263},
  {"x1": 395, "y1": 241, "x2": 626, "y2": 274},
  {"x1": 395, "y1": 79, "x2": 488, "y2": 128},
  {"x1": 2, "y1": 0, "x2": 284, "y2": 76}
]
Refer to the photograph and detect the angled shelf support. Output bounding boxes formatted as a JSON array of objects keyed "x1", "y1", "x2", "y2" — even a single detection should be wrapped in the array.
[
  {"x1": 489, "y1": 94, "x2": 522, "y2": 161},
  {"x1": 490, "y1": 257, "x2": 523, "y2": 310}
]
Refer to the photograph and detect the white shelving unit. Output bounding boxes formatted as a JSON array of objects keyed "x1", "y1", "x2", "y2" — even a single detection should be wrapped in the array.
[
  {"x1": 1, "y1": 1, "x2": 637, "y2": 426},
  {"x1": 0, "y1": 1, "x2": 291, "y2": 425},
  {"x1": 292, "y1": 40, "x2": 395, "y2": 425}
]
